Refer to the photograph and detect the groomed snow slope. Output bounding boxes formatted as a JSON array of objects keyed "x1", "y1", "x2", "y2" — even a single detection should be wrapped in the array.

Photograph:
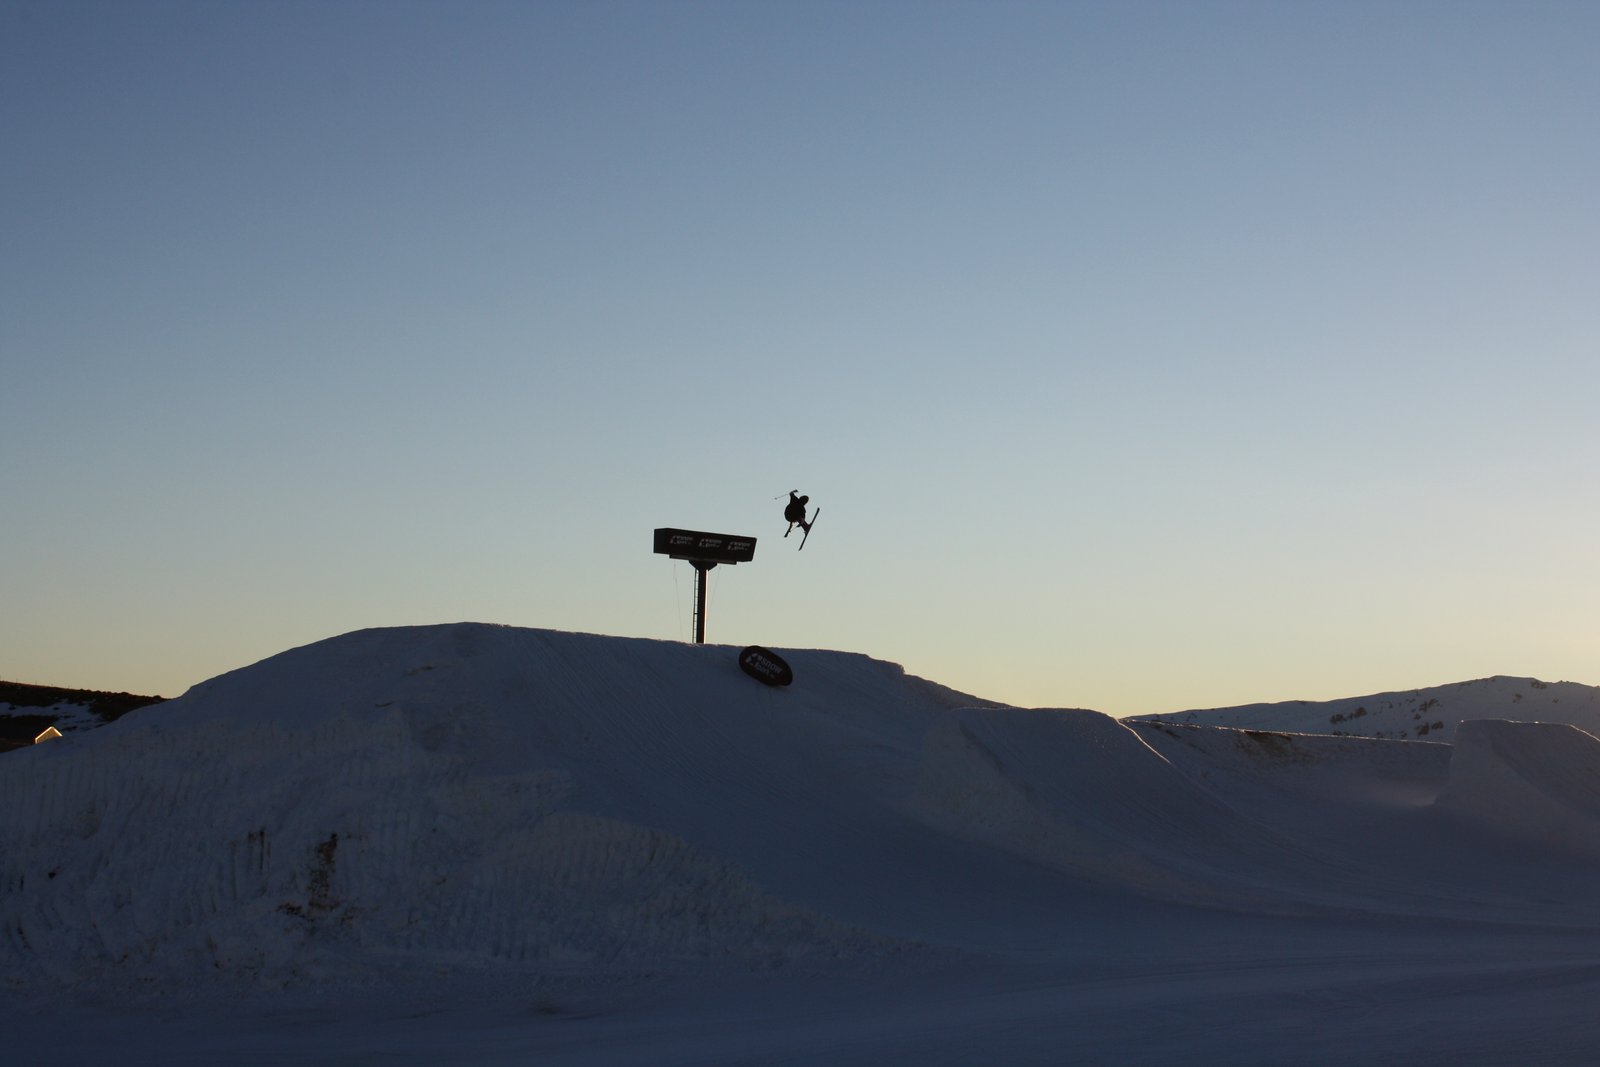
[
  {"x1": 7, "y1": 623, "x2": 1600, "y2": 1003},
  {"x1": 10, "y1": 624, "x2": 1600, "y2": 1065},
  {"x1": 3, "y1": 624, "x2": 970, "y2": 989}
]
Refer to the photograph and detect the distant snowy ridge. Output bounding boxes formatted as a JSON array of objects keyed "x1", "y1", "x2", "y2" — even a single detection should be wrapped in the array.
[
  {"x1": 1130, "y1": 675, "x2": 1600, "y2": 741},
  {"x1": 4, "y1": 624, "x2": 1600, "y2": 999},
  {"x1": 0, "y1": 681, "x2": 164, "y2": 752}
]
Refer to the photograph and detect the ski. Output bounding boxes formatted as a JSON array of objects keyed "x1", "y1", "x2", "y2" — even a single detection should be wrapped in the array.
[{"x1": 798, "y1": 508, "x2": 819, "y2": 550}]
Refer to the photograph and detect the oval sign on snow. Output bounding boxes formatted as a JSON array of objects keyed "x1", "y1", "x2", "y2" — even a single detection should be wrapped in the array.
[{"x1": 738, "y1": 646, "x2": 793, "y2": 687}]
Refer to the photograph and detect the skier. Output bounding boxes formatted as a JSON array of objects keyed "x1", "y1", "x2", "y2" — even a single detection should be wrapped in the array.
[{"x1": 783, "y1": 491, "x2": 811, "y2": 537}]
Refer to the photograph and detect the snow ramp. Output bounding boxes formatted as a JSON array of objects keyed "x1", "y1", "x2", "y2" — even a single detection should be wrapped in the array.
[
  {"x1": 0, "y1": 624, "x2": 995, "y2": 990},
  {"x1": 909, "y1": 708, "x2": 1346, "y2": 909},
  {"x1": 1435, "y1": 719, "x2": 1600, "y2": 857}
]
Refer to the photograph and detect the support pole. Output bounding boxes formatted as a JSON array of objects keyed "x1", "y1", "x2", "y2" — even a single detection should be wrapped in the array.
[
  {"x1": 692, "y1": 562, "x2": 715, "y2": 644},
  {"x1": 653, "y1": 529, "x2": 751, "y2": 646}
]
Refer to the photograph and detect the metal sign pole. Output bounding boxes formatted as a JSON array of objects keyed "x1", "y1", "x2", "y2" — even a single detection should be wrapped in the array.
[
  {"x1": 692, "y1": 562, "x2": 714, "y2": 644},
  {"x1": 653, "y1": 528, "x2": 756, "y2": 647}
]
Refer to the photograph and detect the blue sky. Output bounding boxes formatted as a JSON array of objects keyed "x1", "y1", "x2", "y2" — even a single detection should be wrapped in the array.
[{"x1": 4, "y1": 0, "x2": 1597, "y2": 714}]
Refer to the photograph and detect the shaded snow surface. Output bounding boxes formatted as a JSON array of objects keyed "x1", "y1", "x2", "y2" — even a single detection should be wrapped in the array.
[{"x1": 7, "y1": 624, "x2": 1600, "y2": 1065}]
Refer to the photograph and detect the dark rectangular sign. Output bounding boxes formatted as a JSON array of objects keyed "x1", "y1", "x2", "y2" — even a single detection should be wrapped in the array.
[{"x1": 653, "y1": 528, "x2": 757, "y2": 565}]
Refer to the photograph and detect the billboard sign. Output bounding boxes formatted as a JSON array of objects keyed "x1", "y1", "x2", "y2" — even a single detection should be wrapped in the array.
[{"x1": 652, "y1": 528, "x2": 757, "y2": 565}]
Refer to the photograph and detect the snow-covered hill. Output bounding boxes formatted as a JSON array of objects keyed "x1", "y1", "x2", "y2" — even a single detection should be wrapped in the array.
[
  {"x1": 8, "y1": 624, "x2": 1600, "y2": 1065},
  {"x1": 1131, "y1": 675, "x2": 1600, "y2": 741}
]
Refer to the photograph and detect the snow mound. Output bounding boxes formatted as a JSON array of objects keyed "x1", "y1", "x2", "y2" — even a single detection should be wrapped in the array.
[
  {"x1": 7, "y1": 624, "x2": 1600, "y2": 998},
  {"x1": 1435, "y1": 719, "x2": 1600, "y2": 857},
  {"x1": 2, "y1": 625, "x2": 973, "y2": 991}
]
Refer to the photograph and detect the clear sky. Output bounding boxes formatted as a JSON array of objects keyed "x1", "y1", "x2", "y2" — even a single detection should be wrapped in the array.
[{"x1": 4, "y1": 0, "x2": 1597, "y2": 715}]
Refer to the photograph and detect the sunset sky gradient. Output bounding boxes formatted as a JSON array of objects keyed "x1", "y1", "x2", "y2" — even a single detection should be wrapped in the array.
[{"x1": 5, "y1": 0, "x2": 1597, "y2": 713}]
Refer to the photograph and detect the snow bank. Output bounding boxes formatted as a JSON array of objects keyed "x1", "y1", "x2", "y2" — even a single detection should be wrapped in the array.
[{"x1": 1, "y1": 625, "x2": 963, "y2": 991}]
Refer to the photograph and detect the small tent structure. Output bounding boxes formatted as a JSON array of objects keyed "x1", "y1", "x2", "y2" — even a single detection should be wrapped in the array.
[{"x1": 34, "y1": 725, "x2": 62, "y2": 744}]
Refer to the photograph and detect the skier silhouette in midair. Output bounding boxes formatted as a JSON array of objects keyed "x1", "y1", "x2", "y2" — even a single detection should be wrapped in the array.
[{"x1": 784, "y1": 490, "x2": 814, "y2": 544}]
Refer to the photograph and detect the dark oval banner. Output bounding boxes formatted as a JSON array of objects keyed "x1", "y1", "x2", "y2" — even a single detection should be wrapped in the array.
[{"x1": 738, "y1": 646, "x2": 794, "y2": 687}]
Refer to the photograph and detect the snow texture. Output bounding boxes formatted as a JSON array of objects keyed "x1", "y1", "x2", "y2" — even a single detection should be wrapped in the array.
[{"x1": 7, "y1": 623, "x2": 1600, "y2": 1065}]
